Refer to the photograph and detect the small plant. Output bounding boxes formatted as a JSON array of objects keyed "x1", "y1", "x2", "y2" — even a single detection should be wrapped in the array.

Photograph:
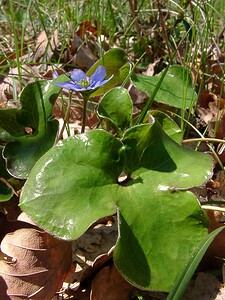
[
  {"x1": 0, "y1": 0, "x2": 224, "y2": 297},
  {"x1": 0, "y1": 48, "x2": 213, "y2": 293}
]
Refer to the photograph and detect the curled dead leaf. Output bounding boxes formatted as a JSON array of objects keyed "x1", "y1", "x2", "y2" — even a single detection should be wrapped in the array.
[
  {"x1": 90, "y1": 264, "x2": 134, "y2": 300},
  {"x1": 200, "y1": 209, "x2": 225, "y2": 270},
  {"x1": 0, "y1": 227, "x2": 72, "y2": 300}
]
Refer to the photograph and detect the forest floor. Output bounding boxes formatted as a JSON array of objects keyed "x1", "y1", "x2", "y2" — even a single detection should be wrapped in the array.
[{"x1": 0, "y1": 1, "x2": 225, "y2": 299}]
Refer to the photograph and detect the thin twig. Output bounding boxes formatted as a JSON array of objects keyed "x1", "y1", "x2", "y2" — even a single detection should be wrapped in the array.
[
  {"x1": 202, "y1": 205, "x2": 225, "y2": 213},
  {"x1": 183, "y1": 137, "x2": 225, "y2": 144},
  {"x1": 207, "y1": 25, "x2": 225, "y2": 57},
  {"x1": 0, "y1": 177, "x2": 18, "y2": 196}
]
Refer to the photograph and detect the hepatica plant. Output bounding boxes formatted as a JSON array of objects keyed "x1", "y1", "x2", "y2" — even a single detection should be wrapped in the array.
[{"x1": 18, "y1": 49, "x2": 214, "y2": 293}]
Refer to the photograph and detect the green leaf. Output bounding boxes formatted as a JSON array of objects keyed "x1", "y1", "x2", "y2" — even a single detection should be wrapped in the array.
[
  {"x1": 0, "y1": 180, "x2": 13, "y2": 202},
  {"x1": 150, "y1": 110, "x2": 183, "y2": 144},
  {"x1": 122, "y1": 122, "x2": 212, "y2": 188},
  {"x1": 0, "y1": 80, "x2": 60, "y2": 179},
  {"x1": 98, "y1": 87, "x2": 133, "y2": 133},
  {"x1": 20, "y1": 121, "x2": 212, "y2": 291},
  {"x1": 167, "y1": 226, "x2": 225, "y2": 300},
  {"x1": 131, "y1": 66, "x2": 196, "y2": 109},
  {"x1": 182, "y1": 19, "x2": 193, "y2": 41},
  {"x1": 0, "y1": 109, "x2": 25, "y2": 141},
  {"x1": 20, "y1": 130, "x2": 125, "y2": 239},
  {"x1": 0, "y1": 147, "x2": 13, "y2": 202},
  {"x1": 115, "y1": 189, "x2": 208, "y2": 291},
  {"x1": 86, "y1": 48, "x2": 131, "y2": 97}
]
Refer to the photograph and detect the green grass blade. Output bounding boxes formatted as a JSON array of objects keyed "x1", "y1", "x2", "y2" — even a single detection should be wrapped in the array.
[
  {"x1": 135, "y1": 60, "x2": 172, "y2": 125},
  {"x1": 135, "y1": 26, "x2": 192, "y2": 125},
  {"x1": 167, "y1": 226, "x2": 225, "y2": 300}
]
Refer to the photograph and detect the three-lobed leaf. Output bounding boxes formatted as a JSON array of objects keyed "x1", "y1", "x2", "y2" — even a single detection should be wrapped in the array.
[
  {"x1": 20, "y1": 119, "x2": 212, "y2": 291},
  {"x1": 115, "y1": 189, "x2": 208, "y2": 291}
]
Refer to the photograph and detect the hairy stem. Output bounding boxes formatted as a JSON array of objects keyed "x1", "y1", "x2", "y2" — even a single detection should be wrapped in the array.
[
  {"x1": 81, "y1": 94, "x2": 89, "y2": 133},
  {"x1": 56, "y1": 92, "x2": 72, "y2": 143}
]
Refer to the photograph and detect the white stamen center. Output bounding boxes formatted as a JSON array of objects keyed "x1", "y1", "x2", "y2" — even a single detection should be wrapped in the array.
[{"x1": 75, "y1": 78, "x2": 93, "y2": 88}]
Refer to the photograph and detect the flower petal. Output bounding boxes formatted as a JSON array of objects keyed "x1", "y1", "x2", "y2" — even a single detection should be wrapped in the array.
[
  {"x1": 53, "y1": 71, "x2": 59, "y2": 79},
  {"x1": 90, "y1": 66, "x2": 106, "y2": 83},
  {"x1": 90, "y1": 74, "x2": 114, "y2": 88},
  {"x1": 54, "y1": 66, "x2": 113, "y2": 93},
  {"x1": 55, "y1": 81, "x2": 81, "y2": 91},
  {"x1": 70, "y1": 69, "x2": 87, "y2": 82},
  {"x1": 90, "y1": 81, "x2": 102, "y2": 89},
  {"x1": 99, "y1": 74, "x2": 114, "y2": 86}
]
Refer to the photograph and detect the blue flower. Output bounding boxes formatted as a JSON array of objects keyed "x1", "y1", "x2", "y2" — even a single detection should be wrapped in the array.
[{"x1": 54, "y1": 66, "x2": 113, "y2": 93}]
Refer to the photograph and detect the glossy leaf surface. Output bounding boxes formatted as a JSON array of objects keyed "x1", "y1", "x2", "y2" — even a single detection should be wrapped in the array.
[
  {"x1": 98, "y1": 87, "x2": 133, "y2": 133},
  {"x1": 122, "y1": 123, "x2": 211, "y2": 187},
  {"x1": 115, "y1": 189, "x2": 208, "y2": 291},
  {"x1": 20, "y1": 130, "x2": 124, "y2": 239},
  {"x1": 0, "y1": 80, "x2": 60, "y2": 178},
  {"x1": 20, "y1": 122, "x2": 212, "y2": 291},
  {"x1": 150, "y1": 110, "x2": 183, "y2": 144},
  {"x1": 131, "y1": 66, "x2": 196, "y2": 109}
]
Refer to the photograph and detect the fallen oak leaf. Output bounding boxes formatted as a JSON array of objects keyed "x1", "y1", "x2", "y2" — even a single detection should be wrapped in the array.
[
  {"x1": 90, "y1": 263, "x2": 134, "y2": 300},
  {"x1": 0, "y1": 227, "x2": 72, "y2": 300}
]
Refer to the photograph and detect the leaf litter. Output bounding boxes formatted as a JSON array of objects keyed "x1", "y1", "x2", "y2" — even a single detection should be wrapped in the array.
[
  {"x1": 0, "y1": 213, "x2": 72, "y2": 300},
  {"x1": 0, "y1": 8, "x2": 225, "y2": 300}
]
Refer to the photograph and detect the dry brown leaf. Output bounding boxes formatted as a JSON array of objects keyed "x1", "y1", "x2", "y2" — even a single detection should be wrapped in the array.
[
  {"x1": 0, "y1": 65, "x2": 41, "y2": 105},
  {"x1": 32, "y1": 30, "x2": 59, "y2": 63},
  {"x1": 198, "y1": 90, "x2": 217, "y2": 109},
  {"x1": 76, "y1": 20, "x2": 99, "y2": 38},
  {"x1": 0, "y1": 227, "x2": 72, "y2": 300},
  {"x1": 71, "y1": 221, "x2": 117, "y2": 284},
  {"x1": 90, "y1": 264, "x2": 134, "y2": 300},
  {"x1": 17, "y1": 211, "x2": 37, "y2": 226},
  {"x1": 55, "y1": 33, "x2": 98, "y2": 70},
  {"x1": 208, "y1": 57, "x2": 225, "y2": 98},
  {"x1": 196, "y1": 92, "x2": 225, "y2": 139},
  {"x1": 183, "y1": 272, "x2": 225, "y2": 300},
  {"x1": 200, "y1": 209, "x2": 225, "y2": 269},
  {"x1": 72, "y1": 34, "x2": 98, "y2": 69},
  {"x1": 192, "y1": 53, "x2": 225, "y2": 99},
  {"x1": 208, "y1": 171, "x2": 225, "y2": 199}
]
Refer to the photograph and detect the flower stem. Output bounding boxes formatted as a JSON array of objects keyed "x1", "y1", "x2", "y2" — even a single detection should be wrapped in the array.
[
  {"x1": 56, "y1": 91, "x2": 72, "y2": 143},
  {"x1": 81, "y1": 94, "x2": 89, "y2": 133}
]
